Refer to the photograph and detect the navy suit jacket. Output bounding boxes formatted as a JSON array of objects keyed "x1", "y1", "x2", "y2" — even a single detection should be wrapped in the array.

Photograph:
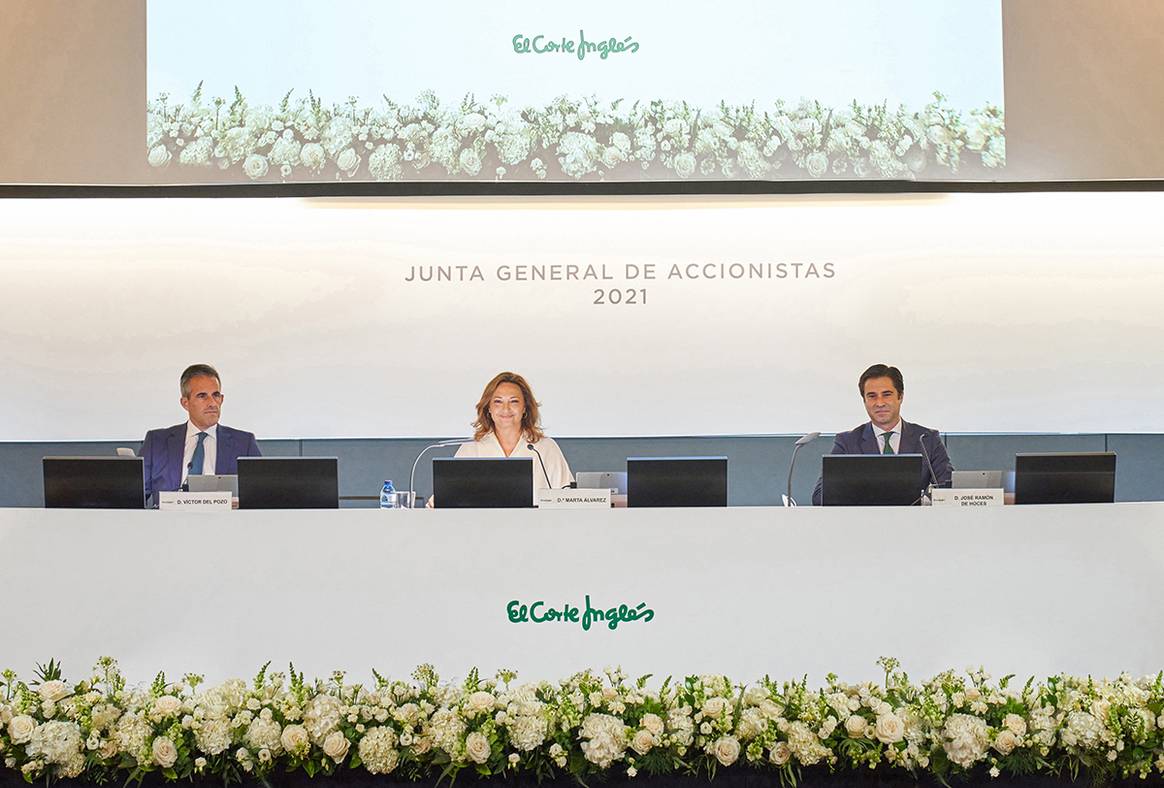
[
  {"x1": 140, "y1": 423, "x2": 261, "y2": 504},
  {"x1": 811, "y1": 419, "x2": 953, "y2": 506}
]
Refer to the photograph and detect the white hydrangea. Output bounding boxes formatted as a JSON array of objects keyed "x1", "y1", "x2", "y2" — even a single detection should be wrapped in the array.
[
  {"x1": 27, "y1": 721, "x2": 84, "y2": 778},
  {"x1": 427, "y1": 708, "x2": 466, "y2": 758},
  {"x1": 357, "y1": 727, "x2": 399, "y2": 774},
  {"x1": 244, "y1": 716, "x2": 282, "y2": 755},
  {"x1": 114, "y1": 712, "x2": 153, "y2": 764},
  {"x1": 178, "y1": 137, "x2": 214, "y2": 166},
  {"x1": 194, "y1": 718, "x2": 232, "y2": 755},
  {"x1": 579, "y1": 713, "x2": 629, "y2": 768},
  {"x1": 942, "y1": 713, "x2": 989, "y2": 768},
  {"x1": 1061, "y1": 710, "x2": 1106, "y2": 750},
  {"x1": 785, "y1": 721, "x2": 830, "y2": 766},
  {"x1": 557, "y1": 132, "x2": 601, "y2": 179},
  {"x1": 369, "y1": 144, "x2": 403, "y2": 181}
]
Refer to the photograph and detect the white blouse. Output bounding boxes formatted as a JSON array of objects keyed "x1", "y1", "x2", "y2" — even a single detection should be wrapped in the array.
[{"x1": 454, "y1": 432, "x2": 575, "y2": 493}]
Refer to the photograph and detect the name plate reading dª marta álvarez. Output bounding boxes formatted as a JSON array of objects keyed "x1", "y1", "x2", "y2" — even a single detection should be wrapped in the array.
[{"x1": 536, "y1": 488, "x2": 612, "y2": 508}]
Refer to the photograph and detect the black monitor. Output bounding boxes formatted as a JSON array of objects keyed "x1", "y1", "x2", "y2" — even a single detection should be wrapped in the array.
[
  {"x1": 626, "y1": 457, "x2": 728, "y2": 507},
  {"x1": 237, "y1": 457, "x2": 339, "y2": 509},
  {"x1": 432, "y1": 457, "x2": 533, "y2": 508},
  {"x1": 43, "y1": 457, "x2": 145, "y2": 509},
  {"x1": 821, "y1": 454, "x2": 924, "y2": 506},
  {"x1": 1014, "y1": 452, "x2": 1116, "y2": 505}
]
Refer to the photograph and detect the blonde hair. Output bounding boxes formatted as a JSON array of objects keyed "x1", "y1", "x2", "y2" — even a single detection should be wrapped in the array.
[{"x1": 472, "y1": 371, "x2": 544, "y2": 443}]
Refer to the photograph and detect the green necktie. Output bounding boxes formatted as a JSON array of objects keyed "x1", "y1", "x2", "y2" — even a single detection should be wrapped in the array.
[{"x1": 881, "y1": 432, "x2": 895, "y2": 455}]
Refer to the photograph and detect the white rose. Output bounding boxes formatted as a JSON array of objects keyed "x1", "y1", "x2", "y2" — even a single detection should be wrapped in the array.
[
  {"x1": 322, "y1": 731, "x2": 350, "y2": 762},
  {"x1": 844, "y1": 715, "x2": 868, "y2": 738},
  {"x1": 148, "y1": 145, "x2": 172, "y2": 167},
  {"x1": 7, "y1": 715, "x2": 35, "y2": 744},
  {"x1": 641, "y1": 713, "x2": 664, "y2": 736},
  {"x1": 300, "y1": 142, "x2": 326, "y2": 171},
  {"x1": 152, "y1": 736, "x2": 178, "y2": 768},
  {"x1": 465, "y1": 731, "x2": 490, "y2": 764},
  {"x1": 336, "y1": 148, "x2": 360, "y2": 175},
  {"x1": 702, "y1": 697, "x2": 728, "y2": 718},
  {"x1": 769, "y1": 741, "x2": 791, "y2": 765},
  {"x1": 243, "y1": 154, "x2": 269, "y2": 180},
  {"x1": 154, "y1": 695, "x2": 182, "y2": 717},
  {"x1": 280, "y1": 724, "x2": 310, "y2": 756},
  {"x1": 1003, "y1": 713, "x2": 1027, "y2": 737},
  {"x1": 713, "y1": 735, "x2": 740, "y2": 766},
  {"x1": 38, "y1": 680, "x2": 69, "y2": 702},
  {"x1": 466, "y1": 691, "x2": 496, "y2": 716},
  {"x1": 631, "y1": 729, "x2": 655, "y2": 755},
  {"x1": 874, "y1": 714, "x2": 905, "y2": 744},
  {"x1": 993, "y1": 729, "x2": 1019, "y2": 755}
]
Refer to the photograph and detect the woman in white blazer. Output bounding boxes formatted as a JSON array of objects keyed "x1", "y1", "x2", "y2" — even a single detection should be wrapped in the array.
[{"x1": 455, "y1": 371, "x2": 574, "y2": 492}]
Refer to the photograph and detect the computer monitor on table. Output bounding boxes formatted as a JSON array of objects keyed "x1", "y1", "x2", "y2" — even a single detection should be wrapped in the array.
[
  {"x1": 237, "y1": 457, "x2": 339, "y2": 509},
  {"x1": 43, "y1": 457, "x2": 145, "y2": 509},
  {"x1": 1014, "y1": 452, "x2": 1116, "y2": 505},
  {"x1": 821, "y1": 455, "x2": 924, "y2": 506},
  {"x1": 626, "y1": 457, "x2": 728, "y2": 507},
  {"x1": 432, "y1": 457, "x2": 533, "y2": 508}
]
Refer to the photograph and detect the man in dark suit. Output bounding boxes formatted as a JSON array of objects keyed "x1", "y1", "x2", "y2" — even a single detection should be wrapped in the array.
[
  {"x1": 140, "y1": 364, "x2": 261, "y2": 505},
  {"x1": 812, "y1": 363, "x2": 953, "y2": 505}
]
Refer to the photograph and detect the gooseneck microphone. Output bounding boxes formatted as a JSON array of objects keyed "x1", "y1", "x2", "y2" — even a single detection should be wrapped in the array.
[
  {"x1": 918, "y1": 433, "x2": 938, "y2": 501},
  {"x1": 409, "y1": 438, "x2": 470, "y2": 508},
  {"x1": 784, "y1": 432, "x2": 821, "y2": 506},
  {"x1": 527, "y1": 443, "x2": 553, "y2": 488}
]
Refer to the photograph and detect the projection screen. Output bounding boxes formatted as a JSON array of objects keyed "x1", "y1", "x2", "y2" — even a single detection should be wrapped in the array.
[{"x1": 144, "y1": 0, "x2": 1005, "y2": 184}]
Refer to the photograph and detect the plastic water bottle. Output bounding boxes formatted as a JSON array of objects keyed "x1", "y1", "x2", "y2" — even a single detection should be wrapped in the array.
[{"x1": 380, "y1": 480, "x2": 397, "y2": 509}]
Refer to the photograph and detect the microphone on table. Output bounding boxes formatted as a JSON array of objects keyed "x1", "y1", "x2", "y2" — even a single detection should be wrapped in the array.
[
  {"x1": 409, "y1": 438, "x2": 470, "y2": 508},
  {"x1": 181, "y1": 459, "x2": 194, "y2": 492},
  {"x1": 918, "y1": 433, "x2": 938, "y2": 502},
  {"x1": 784, "y1": 432, "x2": 821, "y2": 507},
  {"x1": 527, "y1": 443, "x2": 553, "y2": 488}
]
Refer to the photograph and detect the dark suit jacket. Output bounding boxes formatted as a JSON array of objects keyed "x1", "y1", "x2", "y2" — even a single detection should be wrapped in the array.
[
  {"x1": 140, "y1": 423, "x2": 261, "y2": 504},
  {"x1": 811, "y1": 419, "x2": 953, "y2": 505}
]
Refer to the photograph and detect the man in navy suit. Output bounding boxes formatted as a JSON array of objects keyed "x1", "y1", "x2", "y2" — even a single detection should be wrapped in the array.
[
  {"x1": 812, "y1": 364, "x2": 953, "y2": 505},
  {"x1": 140, "y1": 364, "x2": 261, "y2": 505}
]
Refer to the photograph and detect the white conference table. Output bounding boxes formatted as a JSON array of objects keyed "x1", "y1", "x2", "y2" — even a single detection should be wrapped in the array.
[{"x1": 2, "y1": 503, "x2": 1162, "y2": 687}]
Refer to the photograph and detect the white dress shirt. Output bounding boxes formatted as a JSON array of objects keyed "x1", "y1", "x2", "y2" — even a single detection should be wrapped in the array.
[
  {"x1": 181, "y1": 422, "x2": 218, "y2": 485},
  {"x1": 454, "y1": 432, "x2": 574, "y2": 492},
  {"x1": 871, "y1": 420, "x2": 902, "y2": 455}
]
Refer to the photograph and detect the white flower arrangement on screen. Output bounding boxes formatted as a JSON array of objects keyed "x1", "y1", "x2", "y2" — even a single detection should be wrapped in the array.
[
  {"x1": 4, "y1": 657, "x2": 1158, "y2": 785},
  {"x1": 146, "y1": 85, "x2": 1005, "y2": 183}
]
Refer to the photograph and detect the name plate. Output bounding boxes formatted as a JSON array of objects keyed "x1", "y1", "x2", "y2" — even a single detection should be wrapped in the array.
[
  {"x1": 536, "y1": 488, "x2": 612, "y2": 509},
  {"x1": 931, "y1": 488, "x2": 1005, "y2": 507},
  {"x1": 158, "y1": 491, "x2": 232, "y2": 511}
]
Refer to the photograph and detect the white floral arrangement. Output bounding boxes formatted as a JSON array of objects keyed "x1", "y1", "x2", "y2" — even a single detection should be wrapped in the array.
[
  {"x1": 146, "y1": 86, "x2": 1005, "y2": 183},
  {"x1": 2, "y1": 657, "x2": 1162, "y2": 785}
]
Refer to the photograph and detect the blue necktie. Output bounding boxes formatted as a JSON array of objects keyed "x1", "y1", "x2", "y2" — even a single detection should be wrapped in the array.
[{"x1": 190, "y1": 431, "x2": 208, "y2": 475}]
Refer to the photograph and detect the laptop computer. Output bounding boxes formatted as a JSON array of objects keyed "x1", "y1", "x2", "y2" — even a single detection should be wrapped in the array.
[
  {"x1": 1014, "y1": 452, "x2": 1116, "y2": 505},
  {"x1": 432, "y1": 457, "x2": 533, "y2": 508},
  {"x1": 626, "y1": 457, "x2": 728, "y2": 507},
  {"x1": 187, "y1": 474, "x2": 239, "y2": 496},
  {"x1": 237, "y1": 457, "x2": 339, "y2": 509},
  {"x1": 575, "y1": 471, "x2": 628, "y2": 494},
  {"x1": 821, "y1": 454, "x2": 924, "y2": 506},
  {"x1": 43, "y1": 456, "x2": 145, "y2": 509}
]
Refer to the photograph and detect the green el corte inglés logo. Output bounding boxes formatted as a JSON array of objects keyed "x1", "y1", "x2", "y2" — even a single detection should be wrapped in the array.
[{"x1": 507, "y1": 595, "x2": 654, "y2": 630}]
